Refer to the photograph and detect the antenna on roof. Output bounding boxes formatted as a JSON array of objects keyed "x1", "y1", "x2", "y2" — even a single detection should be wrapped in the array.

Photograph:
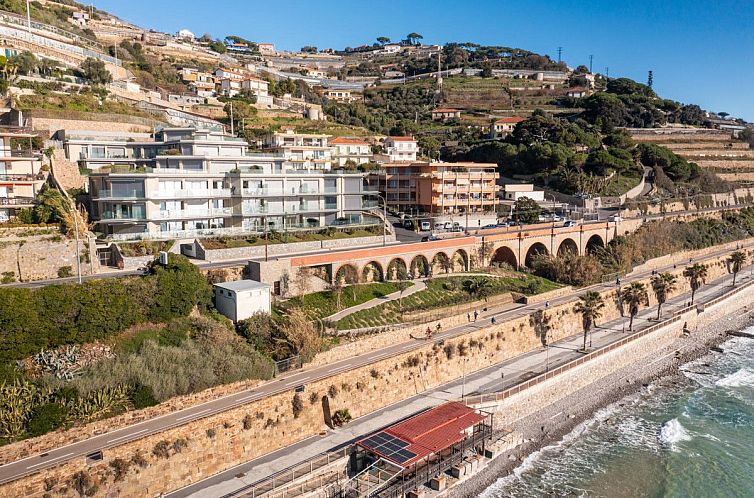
[{"x1": 647, "y1": 70, "x2": 653, "y2": 89}]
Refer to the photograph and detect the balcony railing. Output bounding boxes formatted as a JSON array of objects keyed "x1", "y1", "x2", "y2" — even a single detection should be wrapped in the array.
[
  {"x1": 101, "y1": 211, "x2": 147, "y2": 220},
  {"x1": 95, "y1": 189, "x2": 144, "y2": 199},
  {"x1": 152, "y1": 189, "x2": 232, "y2": 199},
  {"x1": 154, "y1": 207, "x2": 233, "y2": 219},
  {"x1": 0, "y1": 174, "x2": 45, "y2": 182},
  {"x1": 0, "y1": 197, "x2": 36, "y2": 206}
]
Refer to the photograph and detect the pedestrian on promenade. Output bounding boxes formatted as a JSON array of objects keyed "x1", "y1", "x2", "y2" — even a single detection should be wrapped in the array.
[
  {"x1": 473, "y1": 310, "x2": 479, "y2": 321},
  {"x1": 467, "y1": 312, "x2": 471, "y2": 322},
  {"x1": 545, "y1": 301, "x2": 550, "y2": 309},
  {"x1": 426, "y1": 327, "x2": 432, "y2": 339},
  {"x1": 436, "y1": 322, "x2": 442, "y2": 333},
  {"x1": 491, "y1": 316, "x2": 496, "y2": 325}
]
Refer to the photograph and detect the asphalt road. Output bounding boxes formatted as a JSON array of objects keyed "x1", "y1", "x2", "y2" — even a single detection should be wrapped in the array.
[{"x1": 1, "y1": 240, "x2": 750, "y2": 486}]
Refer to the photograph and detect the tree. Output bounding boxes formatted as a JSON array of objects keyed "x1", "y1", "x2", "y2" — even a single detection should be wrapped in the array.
[
  {"x1": 209, "y1": 40, "x2": 226, "y2": 53},
  {"x1": 223, "y1": 100, "x2": 257, "y2": 133},
  {"x1": 396, "y1": 278, "x2": 411, "y2": 310},
  {"x1": 650, "y1": 272, "x2": 677, "y2": 320},
  {"x1": 622, "y1": 282, "x2": 649, "y2": 331},
  {"x1": 274, "y1": 308, "x2": 321, "y2": 362},
  {"x1": 406, "y1": 33, "x2": 423, "y2": 45},
  {"x1": 376, "y1": 36, "x2": 391, "y2": 45},
  {"x1": 727, "y1": 251, "x2": 747, "y2": 286},
  {"x1": 9, "y1": 51, "x2": 37, "y2": 76},
  {"x1": 683, "y1": 263, "x2": 707, "y2": 304},
  {"x1": 328, "y1": 277, "x2": 344, "y2": 311},
  {"x1": 513, "y1": 196, "x2": 541, "y2": 224},
  {"x1": 199, "y1": 33, "x2": 213, "y2": 43},
  {"x1": 301, "y1": 46, "x2": 318, "y2": 53},
  {"x1": 573, "y1": 291, "x2": 605, "y2": 351},
  {"x1": 462, "y1": 278, "x2": 493, "y2": 301},
  {"x1": 79, "y1": 57, "x2": 112, "y2": 85}
]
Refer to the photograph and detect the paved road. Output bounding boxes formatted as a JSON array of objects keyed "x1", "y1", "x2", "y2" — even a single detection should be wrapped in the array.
[
  {"x1": 172, "y1": 261, "x2": 753, "y2": 498},
  {"x1": 1, "y1": 240, "x2": 750, "y2": 486}
]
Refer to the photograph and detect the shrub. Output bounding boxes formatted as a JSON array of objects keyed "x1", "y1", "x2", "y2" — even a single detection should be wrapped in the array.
[
  {"x1": 332, "y1": 409, "x2": 352, "y2": 426},
  {"x1": 370, "y1": 368, "x2": 380, "y2": 379},
  {"x1": 206, "y1": 428, "x2": 216, "y2": 438},
  {"x1": 309, "y1": 391, "x2": 319, "y2": 405},
  {"x1": 292, "y1": 393, "x2": 304, "y2": 418},
  {"x1": 457, "y1": 341, "x2": 469, "y2": 357},
  {"x1": 57, "y1": 266, "x2": 73, "y2": 278},
  {"x1": 69, "y1": 471, "x2": 93, "y2": 496},
  {"x1": 130, "y1": 383, "x2": 158, "y2": 409},
  {"x1": 172, "y1": 438, "x2": 188, "y2": 453},
  {"x1": 327, "y1": 385, "x2": 338, "y2": 398},
  {"x1": 443, "y1": 343, "x2": 457, "y2": 360},
  {"x1": 130, "y1": 452, "x2": 148, "y2": 469},
  {"x1": 26, "y1": 403, "x2": 68, "y2": 437},
  {"x1": 109, "y1": 458, "x2": 131, "y2": 481},
  {"x1": 243, "y1": 414, "x2": 254, "y2": 430},
  {"x1": 1, "y1": 271, "x2": 16, "y2": 284},
  {"x1": 152, "y1": 440, "x2": 170, "y2": 459}
]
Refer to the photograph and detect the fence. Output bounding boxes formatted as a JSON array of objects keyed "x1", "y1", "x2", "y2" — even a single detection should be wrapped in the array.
[
  {"x1": 228, "y1": 447, "x2": 350, "y2": 498},
  {"x1": 0, "y1": 24, "x2": 119, "y2": 65}
]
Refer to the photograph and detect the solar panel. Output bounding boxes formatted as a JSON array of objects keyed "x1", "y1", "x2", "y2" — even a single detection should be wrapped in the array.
[
  {"x1": 392, "y1": 449, "x2": 417, "y2": 464},
  {"x1": 359, "y1": 431, "x2": 417, "y2": 465}
]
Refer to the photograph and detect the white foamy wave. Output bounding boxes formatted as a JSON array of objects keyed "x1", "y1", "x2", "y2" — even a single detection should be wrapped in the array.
[
  {"x1": 659, "y1": 418, "x2": 692, "y2": 450},
  {"x1": 715, "y1": 368, "x2": 754, "y2": 388}
]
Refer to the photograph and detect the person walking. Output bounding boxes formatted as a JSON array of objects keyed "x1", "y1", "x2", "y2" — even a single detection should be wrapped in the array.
[
  {"x1": 436, "y1": 322, "x2": 442, "y2": 333},
  {"x1": 467, "y1": 312, "x2": 471, "y2": 322},
  {"x1": 473, "y1": 310, "x2": 479, "y2": 321},
  {"x1": 491, "y1": 316, "x2": 497, "y2": 325},
  {"x1": 426, "y1": 327, "x2": 432, "y2": 339}
]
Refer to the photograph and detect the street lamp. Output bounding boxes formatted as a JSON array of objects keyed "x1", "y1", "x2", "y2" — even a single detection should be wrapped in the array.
[{"x1": 25, "y1": 0, "x2": 32, "y2": 32}]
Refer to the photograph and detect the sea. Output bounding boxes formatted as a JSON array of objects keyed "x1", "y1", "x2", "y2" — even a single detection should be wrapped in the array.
[{"x1": 480, "y1": 328, "x2": 754, "y2": 498}]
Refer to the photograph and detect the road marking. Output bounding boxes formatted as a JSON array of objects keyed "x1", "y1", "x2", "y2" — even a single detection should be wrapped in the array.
[
  {"x1": 237, "y1": 394, "x2": 258, "y2": 402},
  {"x1": 26, "y1": 453, "x2": 74, "y2": 470},
  {"x1": 107, "y1": 429, "x2": 148, "y2": 444},
  {"x1": 175, "y1": 408, "x2": 210, "y2": 422},
  {"x1": 284, "y1": 376, "x2": 310, "y2": 387}
]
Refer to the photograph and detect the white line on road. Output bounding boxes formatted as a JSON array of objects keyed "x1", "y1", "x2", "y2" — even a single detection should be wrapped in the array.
[
  {"x1": 26, "y1": 453, "x2": 74, "y2": 470},
  {"x1": 107, "y1": 429, "x2": 148, "y2": 444},
  {"x1": 236, "y1": 394, "x2": 258, "y2": 402},
  {"x1": 175, "y1": 408, "x2": 210, "y2": 422}
]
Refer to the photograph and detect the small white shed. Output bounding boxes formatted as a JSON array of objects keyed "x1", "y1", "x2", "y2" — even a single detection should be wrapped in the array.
[{"x1": 214, "y1": 280, "x2": 272, "y2": 323}]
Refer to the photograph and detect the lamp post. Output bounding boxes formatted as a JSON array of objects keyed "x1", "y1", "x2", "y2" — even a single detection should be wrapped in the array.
[
  {"x1": 461, "y1": 358, "x2": 468, "y2": 398},
  {"x1": 26, "y1": 0, "x2": 32, "y2": 32}
]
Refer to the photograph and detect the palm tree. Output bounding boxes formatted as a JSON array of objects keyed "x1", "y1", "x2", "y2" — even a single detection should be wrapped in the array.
[
  {"x1": 683, "y1": 263, "x2": 708, "y2": 304},
  {"x1": 573, "y1": 291, "x2": 605, "y2": 351},
  {"x1": 622, "y1": 282, "x2": 649, "y2": 331},
  {"x1": 650, "y1": 272, "x2": 677, "y2": 320},
  {"x1": 727, "y1": 251, "x2": 747, "y2": 286},
  {"x1": 462, "y1": 277, "x2": 492, "y2": 301}
]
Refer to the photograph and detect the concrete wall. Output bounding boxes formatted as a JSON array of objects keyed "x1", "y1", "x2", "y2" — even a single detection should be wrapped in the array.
[{"x1": 0, "y1": 235, "x2": 93, "y2": 282}]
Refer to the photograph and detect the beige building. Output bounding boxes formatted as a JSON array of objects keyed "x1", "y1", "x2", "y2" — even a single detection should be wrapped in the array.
[
  {"x1": 431, "y1": 108, "x2": 462, "y2": 121},
  {"x1": 490, "y1": 117, "x2": 526, "y2": 139},
  {"x1": 330, "y1": 137, "x2": 372, "y2": 167},
  {"x1": 0, "y1": 131, "x2": 45, "y2": 222},
  {"x1": 371, "y1": 161, "x2": 500, "y2": 217},
  {"x1": 502, "y1": 183, "x2": 545, "y2": 202},
  {"x1": 264, "y1": 130, "x2": 335, "y2": 171}
]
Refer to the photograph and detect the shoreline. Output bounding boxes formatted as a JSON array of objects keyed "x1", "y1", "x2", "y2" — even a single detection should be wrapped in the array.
[{"x1": 450, "y1": 305, "x2": 754, "y2": 498}]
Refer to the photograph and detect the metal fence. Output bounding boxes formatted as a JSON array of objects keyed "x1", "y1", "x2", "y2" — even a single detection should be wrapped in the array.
[{"x1": 229, "y1": 447, "x2": 350, "y2": 498}]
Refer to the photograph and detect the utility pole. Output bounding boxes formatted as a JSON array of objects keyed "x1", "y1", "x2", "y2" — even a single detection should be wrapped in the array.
[
  {"x1": 557, "y1": 46, "x2": 563, "y2": 63},
  {"x1": 589, "y1": 54, "x2": 593, "y2": 73},
  {"x1": 436, "y1": 50, "x2": 443, "y2": 91},
  {"x1": 229, "y1": 101, "x2": 235, "y2": 135},
  {"x1": 72, "y1": 203, "x2": 83, "y2": 284},
  {"x1": 605, "y1": 67, "x2": 610, "y2": 79}
]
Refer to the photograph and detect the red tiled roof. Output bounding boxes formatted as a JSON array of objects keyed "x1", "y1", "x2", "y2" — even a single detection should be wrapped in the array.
[
  {"x1": 387, "y1": 136, "x2": 416, "y2": 142},
  {"x1": 495, "y1": 117, "x2": 526, "y2": 124},
  {"x1": 330, "y1": 137, "x2": 369, "y2": 145},
  {"x1": 356, "y1": 402, "x2": 487, "y2": 467}
]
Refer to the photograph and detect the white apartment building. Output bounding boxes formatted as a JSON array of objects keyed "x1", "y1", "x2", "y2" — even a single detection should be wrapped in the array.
[
  {"x1": 383, "y1": 136, "x2": 418, "y2": 162},
  {"x1": 83, "y1": 128, "x2": 373, "y2": 240},
  {"x1": 241, "y1": 77, "x2": 272, "y2": 105},
  {"x1": 0, "y1": 131, "x2": 45, "y2": 222},
  {"x1": 264, "y1": 130, "x2": 335, "y2": 171},
  {"x1": 330, "y1": 137, "x2": 372, "y2": 167}
]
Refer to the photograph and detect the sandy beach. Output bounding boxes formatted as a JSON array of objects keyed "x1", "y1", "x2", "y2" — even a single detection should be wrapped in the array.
[{"x1": 450, "y1": 305, "x2": 754, "y2": 498}]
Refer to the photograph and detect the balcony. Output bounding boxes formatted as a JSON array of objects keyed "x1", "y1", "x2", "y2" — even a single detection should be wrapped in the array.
[
  {"x1": 154, "y1": 207, "x2": 233, "y2": 219},
  {"x1": 0, "y1": 173, "x2": 45, "y2": 183},
  {"x1": 152, "y1": 188, "x2": 232, "y2": 199},
  {"x1": 101, "y1": 211, "x2": 146, "y2": 220},
  {"x1": 0, "y1": 197, "x2": 36, "y2": 207},
  {"x1": 95, "y1": 189, "x2": 144, "y2": 199}
]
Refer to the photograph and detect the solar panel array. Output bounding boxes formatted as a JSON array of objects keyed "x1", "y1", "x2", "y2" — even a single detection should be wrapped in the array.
[{"x1": 359, "y1": 431, "x2": 417, "y2": 464}]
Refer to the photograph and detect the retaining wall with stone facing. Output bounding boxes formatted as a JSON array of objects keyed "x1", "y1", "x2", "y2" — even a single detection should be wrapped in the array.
[{"x1": 0, "y1": 241, "x2": 749, "y2": 497}]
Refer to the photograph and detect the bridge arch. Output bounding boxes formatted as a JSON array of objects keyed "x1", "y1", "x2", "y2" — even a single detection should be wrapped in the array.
[
  {"x1": 452, "y1": 249, "x2": 469, "y2": 272},
  {"x1": 491, "y1": 245, "x2": 518, "y2": 269},
  {"x1": 386, "y1": 257, "x2": 408, "y2": 280},
  {"x1": 586, "y1": 234, "x2": 605, "y2": 255},
  {"x1": 409, "y1": 254, "x2": 430, "y2": 277},
  {"x1": 557, "y1": 238, "x2": 579, "y2": 257},
  {"x1": 432, "y1": 252, "x2": 452, "y2": 275},
  {"x1": 334, "y1": 263, "x2": 359, "y2": 284},
  {"x1": 361, "y1": 261, "x2": 383, "y2": 283},
  {"x1": 525, "y1": 242, "x2": 549, "y2": 268}
]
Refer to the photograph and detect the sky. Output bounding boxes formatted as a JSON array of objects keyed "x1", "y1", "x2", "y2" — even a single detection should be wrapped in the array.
[{"x1": 94, "y1": 0, "x2": 754, "y2": 121}]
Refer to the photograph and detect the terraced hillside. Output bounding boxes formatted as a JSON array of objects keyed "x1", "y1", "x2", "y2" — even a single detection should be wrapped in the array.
[{"x1": 628, "y1": 128, "x2": 754, "y2": 183}]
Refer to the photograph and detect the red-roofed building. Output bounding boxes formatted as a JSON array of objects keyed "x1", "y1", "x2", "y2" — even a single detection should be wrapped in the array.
[
  {"x1": 431, "y1": 108, "x2": 462, "y2": 121},
  {"x1": 351, "y1": 402, "x2": 492, "y2": 495},
  {"x1": 330, "y1": 137, "x2": 372, "y2": 167},
  {"x1": 491, "y1": 116, "x2": 526, "y2": 139},
  {"x1": 382, "y1": 136, "x2": 418, "y2": 162}
]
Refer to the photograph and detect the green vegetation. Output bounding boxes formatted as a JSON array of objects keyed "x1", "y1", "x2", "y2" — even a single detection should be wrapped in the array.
[
  {"x1": 651, "y1": 272, "x2": 677, "y2": 319},
  {"x1": 573, "y1": 291, "x2": 605, "y2": 351},
  {"x1": 280, "y1": 282, "x2": 405, "y2": 321},
  {"x1": 621, "y1": 282, "x2": 649, "y2": 331},
  {"x1": 79, "y1": 57, "x2": 112, "y2": 85},
  {"x1": 0, "y1": 254, "x2": 211, "y2": 364},
  {"x1": 117, "y1": 240, "x2": 174, "y2": 257},
  {"x1": 16, "y1": 91, "x2": 159, "y2": 120},
  {"x1": 201, "y1": 225, "x2": 383, "y2": 249},
  {"x1": 336, "y1": 274, "x2": 558, "y2": 330}
]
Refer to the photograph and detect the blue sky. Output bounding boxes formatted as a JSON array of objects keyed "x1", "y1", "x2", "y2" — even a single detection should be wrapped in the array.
[{"x1": 95, "y1": 0, "x2": 754, "y2": 121}]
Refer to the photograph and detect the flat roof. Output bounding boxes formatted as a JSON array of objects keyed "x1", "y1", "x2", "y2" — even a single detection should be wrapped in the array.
[
  {"x1": 356, "y1": 402, "x2": 487, "y2": 468},
  {"x1": 214, "y1": 280, "x2": 271, "y2": 292}
]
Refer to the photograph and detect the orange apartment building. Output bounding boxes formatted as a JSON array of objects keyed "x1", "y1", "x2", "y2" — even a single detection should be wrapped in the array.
[{"x1": 370, "y1": 161, "x2": 500, "y2": 216}]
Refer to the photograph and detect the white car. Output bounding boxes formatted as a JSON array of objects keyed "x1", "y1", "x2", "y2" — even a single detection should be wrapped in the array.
[{"x1": 608, "y1": 215, "x2": 623, "y2": 222}]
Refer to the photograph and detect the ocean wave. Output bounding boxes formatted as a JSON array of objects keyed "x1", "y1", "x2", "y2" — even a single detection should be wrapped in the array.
[
  {"x1": 659, "y1": 418, "x2": 692, "y2": 450},
  {"x1": 715, "y1": 368, "x2": 754, "y2": 388}
]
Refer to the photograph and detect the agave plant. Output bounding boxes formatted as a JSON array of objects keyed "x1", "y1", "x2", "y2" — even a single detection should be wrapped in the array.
[
  {"x1": 0, "y1": 379, "x2": 54, "y2": 441},
  {"x1": 67, "y1": 384, "x2": 131, "y2": 424}
]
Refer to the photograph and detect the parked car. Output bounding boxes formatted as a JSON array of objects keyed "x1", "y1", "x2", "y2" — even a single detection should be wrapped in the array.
[
  {"x1": 608, "y1": 215, "x2": 623, "y2": 222},
  {"x1": 450, "y1": 226, "x2": 464, "y2": 233},
  {"x1": 563, "y1": 220, "x2": 577, "y2": 227},
  {"x1": 420, "y1": 221, "x2": 431, "y2": 231},
  {"x1": 552, "y1": 214, "x2": 563, "y2": 222},
  {"x1": 443, "y1": 221, "x2": 452, "y2": 230},
  {"x1": 403, "y1": 219, "x2": 415, "y2": 230},
  {"x1": 482, "y1": 224, "x2": 498, "y2": 229},
  {"x1": 421, "y1": 235, "x2": 439, "y2": 242}
]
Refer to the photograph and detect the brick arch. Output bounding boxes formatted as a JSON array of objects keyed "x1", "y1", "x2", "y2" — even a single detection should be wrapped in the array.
[
  {"x1": 409, "y1": 254, "x2": 430, "y2": 277},
  {"x1": 557, "y1": 238, "x2": 579, "y2": 257},
  {"x1": 524, "y1": 242, "x2": 549, "y2": 268},
  {"x1": 491, "y1": 245, "x2": 518, "y2": 269},
  {"x1": 334, "y1": 263, "x2": 359, "y2": 284},
  {"x1": 386, "y1": 257, "x2": 408, "y2": 280},
  {"x1": 361, "y1": 261, "x2": 384, "y2": 282},
  {"x1": 431, "y1": 251, "x2": 452, "y2": 275},
  {"x1": 586, "y1": 234, "x2": 605, "y2": 255},
  {"x1": 452, "y1": 249, "x2": 468, "y2": 272}
]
